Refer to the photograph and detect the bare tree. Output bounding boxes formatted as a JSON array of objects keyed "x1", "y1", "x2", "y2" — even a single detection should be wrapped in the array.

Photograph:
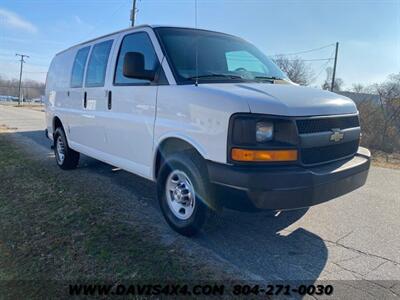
[
  {"x1": 273, "y1": 56, "x2": 314, "y2": 86},
  {"x1": 322, "y1": 67, "x2": 343, "y2": 91},
  {"x1": 374, "y1": 74, "x2": 400, "y2": 154},
  {"x1": 0, "y1": 77, "x2": 44, "y2": 100},
  {"x1": 351, "y1": 83, "x2": 365, "y2": 93},
  {"x1": 357, "y1": 73, "x2": 400, "y2": 157}
]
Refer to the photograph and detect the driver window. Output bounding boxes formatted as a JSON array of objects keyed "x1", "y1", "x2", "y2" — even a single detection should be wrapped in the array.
[
  {"x1": 225, "y1": 50, "x2": 267, "y2": 74},
  {"x1": 114, "y1": 32, "x2": 158, "y2": 85}
]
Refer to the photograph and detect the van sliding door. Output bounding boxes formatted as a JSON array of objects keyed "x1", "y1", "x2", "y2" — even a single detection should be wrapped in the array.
[
  {"x1": 68, "y1": 46, "x2": 90, "y2": 145},
  {"x1": 81, "y1": 39, "x2": 114, "y2": 151}
]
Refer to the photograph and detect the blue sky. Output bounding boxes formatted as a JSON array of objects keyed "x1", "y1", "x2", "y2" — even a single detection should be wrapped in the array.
[{"x1": 0, "y1": 0, "x2": 399, "y2": 89}]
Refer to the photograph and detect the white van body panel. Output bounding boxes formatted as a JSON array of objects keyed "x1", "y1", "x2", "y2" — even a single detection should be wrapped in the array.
[
  {"x1": 45, "y1": 49, "x2": 76, "y2": 141},
  {"x1": 99, "y1": 27, "x2": 173, "y2": 178},
  {"x1": 154, "y1": 84, "x2": 250, "y2": 167},
  {"x1": 45, "y1": 25, "x2": 360, "y2": 182},
  {"x1": 196, "y1": 83, "x2": 357, "y2": 117},
  {"x1": 46, "y1": 27, "x2": 169, "y2": 179}
]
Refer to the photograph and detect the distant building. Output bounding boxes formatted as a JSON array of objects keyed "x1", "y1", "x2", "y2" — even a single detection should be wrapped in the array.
[{"x1": 336, "y1": 91, "x2": 380, "y2": 105}]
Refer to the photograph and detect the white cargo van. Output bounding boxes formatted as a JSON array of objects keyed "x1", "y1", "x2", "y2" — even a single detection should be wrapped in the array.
[{"x1": 45, "y1": 25, "x2": 370, "y2": 236}]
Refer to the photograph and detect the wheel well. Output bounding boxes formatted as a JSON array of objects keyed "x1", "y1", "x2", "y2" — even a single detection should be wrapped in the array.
[
  {"x1": 53, "y1": 117, "x2": 63, "y2": 132},
  {"x1": 154, "y1": 138, "x2": 202, "y2": 179}
]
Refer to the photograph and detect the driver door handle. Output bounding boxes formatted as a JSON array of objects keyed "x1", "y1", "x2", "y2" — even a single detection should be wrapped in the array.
[
  {"x1": 83, "y1": 91, "x2": 87, "y2": 108},
  {"x1": 107, "y1": 91, "x2": 112, "y2": 110}
]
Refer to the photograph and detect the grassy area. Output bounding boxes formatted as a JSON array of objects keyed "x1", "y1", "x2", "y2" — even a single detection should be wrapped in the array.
[{"x1": 0, "y1": 133, "x2": 232, "y2": 297}]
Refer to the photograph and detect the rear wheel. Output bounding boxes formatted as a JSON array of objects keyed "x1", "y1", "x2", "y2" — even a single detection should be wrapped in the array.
[
  {"x1": 53, "y1": 127, "x2": 79, "y2": 170},
  {"x1": 157, "y1": 151, "x2": 215, "y2": 236}
]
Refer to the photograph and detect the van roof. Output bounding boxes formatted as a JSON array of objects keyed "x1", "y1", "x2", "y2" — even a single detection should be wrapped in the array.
[{"x1": 56, "y1": 25, "x2": 235, "y2": 56}]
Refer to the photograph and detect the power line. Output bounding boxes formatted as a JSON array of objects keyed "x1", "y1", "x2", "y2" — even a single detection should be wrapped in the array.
[
  {"x1": 306, "y1": 45, "x2": 338, "y2": 86},
  {"x1": 0, "y1": 58, "x2": 49, "y2": 68},
  {"x1": 270, "y1": 42, "x2": 339, "y2": 86},
  {"x1": 234, "y1": 56, "x2": 333, "y2": 63},
  {"x1": 300, "y1": 58, "x2": 333, "y2": 62},
  {"x1": 285, "y1": 58, "x2": 334, "y2": 62},
  {"x1": 271, "y1": 43, "x2": 335, "y2": 57},
  {"x1": 78, "y1": 0, "x2": 130, "y2": 43},
  {"x1": 310, "y1": 55, "x2": 335, "y2": 84}
]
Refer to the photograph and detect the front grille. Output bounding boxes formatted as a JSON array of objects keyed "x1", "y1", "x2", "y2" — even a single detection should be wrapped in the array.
[
  {"x1": 301, "y1": 140, "x2": 359, "y2": 165},
  {"x1": 296, "y1": 115, "x2": 359, "y2": 134}
]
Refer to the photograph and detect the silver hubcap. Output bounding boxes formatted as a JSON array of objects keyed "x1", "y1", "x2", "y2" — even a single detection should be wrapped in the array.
[
  {"x1": 56, "y1": 136, "x2": 65, "y2": 164},
  {"x1": 165, "y1": 170, "x2": 196, "y2": 220}
]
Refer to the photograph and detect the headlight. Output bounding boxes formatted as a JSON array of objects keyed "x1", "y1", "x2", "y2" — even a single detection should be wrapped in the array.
[
  {"x1": 231, "y1": 116, "x2": 275, "y2": 145},
  {"x1": 256, "y1": 121, "x2": 274, "y2": 142},
  {"x1": 229, "y1": 114, "x2": 298, "y2": 163}
]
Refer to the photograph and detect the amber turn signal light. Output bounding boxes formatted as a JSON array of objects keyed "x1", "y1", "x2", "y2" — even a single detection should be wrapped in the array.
[{"x1": 231, "y1": 148, "x2": 298, "y2": 162}]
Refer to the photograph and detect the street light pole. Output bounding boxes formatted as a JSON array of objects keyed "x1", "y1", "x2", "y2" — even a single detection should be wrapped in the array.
[
  {"x1": 330, "y1": 42, "x2": 339, "y2": 92},
  {"x1": 16, "y1": 53, "x2": 29, "y2": 106},
  {"x1": 130, "y1": 0, "x2": 137, "y2": 27}
]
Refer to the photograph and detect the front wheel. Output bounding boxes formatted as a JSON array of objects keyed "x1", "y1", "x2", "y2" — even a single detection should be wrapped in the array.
[{"x1": 157, "y1": 151, "x2": 215, "y2": 236}]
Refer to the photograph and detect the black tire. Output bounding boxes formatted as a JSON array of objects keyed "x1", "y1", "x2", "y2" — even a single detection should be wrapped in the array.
[
  {"x1": 53, "y1": 127, "x2": 80, "y2": 170},
  {"x1": 157, "y1": 151, "x2": 216, "y2": 236}
]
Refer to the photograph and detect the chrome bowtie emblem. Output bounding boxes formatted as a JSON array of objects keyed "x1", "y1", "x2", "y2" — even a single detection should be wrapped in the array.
[{"x1": 330, "y1": 128, "x2": 344, "y2": 142}]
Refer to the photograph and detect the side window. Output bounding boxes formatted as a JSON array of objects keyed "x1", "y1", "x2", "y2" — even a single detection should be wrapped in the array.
[
  {"x1": 85, "y1": 40, "x2": 113, "y2": 87},
  {"x1": 226, "y1": 50, "x2": 267, "y2": 74},
  {"x1": 114, "y1": 32, "x2": 158, "y2": 85},
  {"x1": 70, "y1": 46, "x2": 90, "y2": 88}
]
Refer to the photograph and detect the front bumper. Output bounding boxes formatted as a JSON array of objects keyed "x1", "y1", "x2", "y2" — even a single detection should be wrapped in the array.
[{"x1": 207, "y1": 147, "x2": 370, "y2": 211}]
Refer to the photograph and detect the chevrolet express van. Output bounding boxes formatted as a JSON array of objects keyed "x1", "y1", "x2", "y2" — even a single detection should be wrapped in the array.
[{"x1": 45, "y1": 25, "x2": 370, "y2": 236}]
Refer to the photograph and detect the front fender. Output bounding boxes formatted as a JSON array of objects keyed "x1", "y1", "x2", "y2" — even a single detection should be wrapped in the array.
[{"x1": 152, "y1": 132, "x2": 209, "y2": 180}]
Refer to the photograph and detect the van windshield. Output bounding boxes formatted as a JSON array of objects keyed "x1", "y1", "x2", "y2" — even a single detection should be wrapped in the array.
[{"x1": 154, "y1": 27, "x2": 287, "y2": 84}]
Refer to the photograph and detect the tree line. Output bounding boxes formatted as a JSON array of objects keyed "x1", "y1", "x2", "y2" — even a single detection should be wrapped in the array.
[
  {"x1": 0, "y1": 76, "x2": 45, "y2": 101},
  {"x1": 355, "y1": 74, "x2": 400, "y2": 155}
]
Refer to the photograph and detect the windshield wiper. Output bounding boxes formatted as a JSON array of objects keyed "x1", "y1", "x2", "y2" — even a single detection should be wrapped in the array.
[
  {"x1": 254, "y1": 76, "x2": 283, "y2": 81},
  {"x1": 186, "y1": 73, "x2": 244, "y2": 81}
]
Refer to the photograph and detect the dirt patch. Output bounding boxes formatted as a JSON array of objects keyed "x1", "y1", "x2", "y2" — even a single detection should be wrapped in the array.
[
  {"x1": 0, "y1": 124, "x2": 17, "y2": 133},
  {"x1": 0, "y1": 101, "x2": 44, "y2": 112},
  {"x1": 13, "y1": 104, "x2": 45, "y2": 112},
  {"x1": 371, "y1": 150, "x2": 400, "y2": 170}
]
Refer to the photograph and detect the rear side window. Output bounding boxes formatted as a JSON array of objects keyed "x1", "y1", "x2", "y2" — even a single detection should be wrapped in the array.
[
  {"x1": 70, "y1": 46, "x2": 90, "y2": 88},
  {"x1": 114, "y1": 32, "x2": 158, "y2": 85},
  {"x1": 85, "y1": 40, "x2": 113, "y2": 87}
]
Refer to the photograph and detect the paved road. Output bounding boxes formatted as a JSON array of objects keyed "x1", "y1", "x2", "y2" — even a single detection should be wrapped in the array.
[{"x1": 1, "y1": 105, "x2": 399, "y2": 297}]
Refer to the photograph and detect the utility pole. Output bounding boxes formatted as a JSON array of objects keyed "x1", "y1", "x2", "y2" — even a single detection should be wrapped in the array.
[
  {"x1": 330, "y1": 42, "x2": 339, "y2": 92},
  {"x1": 130, "y1": 0, "x2": 137, "y2": 27},
  {"x1": 16, "y1": 54, "x2": 29, "y2": 106}
]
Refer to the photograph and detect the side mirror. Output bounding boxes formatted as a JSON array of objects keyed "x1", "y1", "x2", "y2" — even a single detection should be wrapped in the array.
[{"x1": 123, "y1": 52, "x2": 156, "y2": 81}]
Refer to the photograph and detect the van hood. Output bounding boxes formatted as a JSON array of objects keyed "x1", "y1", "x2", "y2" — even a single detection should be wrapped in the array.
[{"x1": 202, "y1": 83, "x2": 358, "y2": 116}]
